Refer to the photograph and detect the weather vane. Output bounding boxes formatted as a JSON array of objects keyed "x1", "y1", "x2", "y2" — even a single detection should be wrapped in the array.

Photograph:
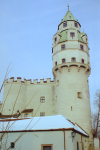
[{"x1": 67, "y1": 5, "x2": 69, "y2": 11}]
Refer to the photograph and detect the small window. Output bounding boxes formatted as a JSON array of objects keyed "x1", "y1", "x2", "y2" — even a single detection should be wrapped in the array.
[
  {"x1": 40, "y1": 112, "x2": 45, "y2": 116},
  {"x1": 71, "y1": 57, "x2": 76, "y2": 62},
  {"x1": 11, "y1": 142, "x2": 15, "y2": 148},
  {"x1": 81, "y1": 59, "x2": 84, "y2": 63},
  {"x1": 24, "y1": 114, "x2": 28, "y2": 117},
  {"x1": 70, "y1": 32, "x2": 75, "y2": 39},
  {"x1": 69, "y1": 16, "x2": 71, "y2": 18},
  {"x1": 55, "y1": 61, "x2": 57, "y2": 66},
  {"x1": 41, "y1": 144, "x2": 53, "y2": 150},
  {"x1": 75, "y1": 22, "x2": 78, "y2": 27},
  {"x1": 54, "y1": 37, "x2": 57, "y2": 43},
  {"x1": 40, "y1": 97, "x2": 45, "y2": 103},
  {"x1": 63, "y1": 22, "x2": 67, "y2": 27},
  {"x1": 61, "y1": 44, "x2": 65, "y2": 50},
  {"x1": 71, "y1": 106, "x2": 72, "y2": 111},
  {"x1": 86, "y1": 38, "x2": 87, "y2": 42},
  {"x1": 80, "y1": 44, "x2": 83, "y2": 50},
  {"x1": 77, "y1": 92, "x2": 82, "y2": 98},
  {"x1": 62, "y1": 58, "x2": 66, "y2": 63}
]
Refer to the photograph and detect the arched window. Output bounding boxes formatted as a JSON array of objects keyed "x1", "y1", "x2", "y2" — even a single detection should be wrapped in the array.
[{"x1": 71, "y1": 57, "x2": 76, "y2": 62}]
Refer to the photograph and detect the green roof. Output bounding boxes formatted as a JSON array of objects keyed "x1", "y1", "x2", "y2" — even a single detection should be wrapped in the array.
[
  {"x1": 57, "y1": 31, "x2": 67, "y2": 43},
  {"x1": 61, "y1": 10, "x2": 78, "y2": 23},
  {"x1": 78, "y1": 32, "x2": 85, "y2": 43}
]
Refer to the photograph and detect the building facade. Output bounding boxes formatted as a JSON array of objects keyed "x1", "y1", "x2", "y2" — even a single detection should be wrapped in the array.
[{"x1": 2, "y1": 9, "x2": 92, "y2": 138}]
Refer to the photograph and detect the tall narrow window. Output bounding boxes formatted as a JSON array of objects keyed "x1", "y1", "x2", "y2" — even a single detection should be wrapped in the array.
[
  {"x1": 11, "y1": 142, "x2": 15, "y2": 148},
  {"x1": 54, "y1": 37, "x2": 57, "y2": 43},
  {"x1": 80, "y1": 44, "x2": 83, "y2": 50},
  {"x1": 70, "y1": 32, "x2": 75, "y2": 39},
  {"x1": 61, "y1": 44, "x2": 65, "y2": 50},
  {"x1": 62, "y1": 58, "x2": 66, "y2": 63},
  {"x1": 77, "y1": 142, "x2": 79, "y2": 150},
  {"x1": 75, "y1": 22, "x2": 78, "y2": 27},
  {"x1": 55, "y1": 61, "x2": 57, "y2": 66},
  {"x1": 40, "y1": 112, "x2": 45, "y2": 116},
  {"x1": 63, "y1": 22, "x2": 67, "y2": 27},
  {"x1": 40, "y1": 97, "x2": 45, "y2": 103},
  {"x1": 71, "y1": 57, "x2": 76, "y2": 62},
  {"x1": 81, "y1": 59, "x2": 84, "y2": 63}
]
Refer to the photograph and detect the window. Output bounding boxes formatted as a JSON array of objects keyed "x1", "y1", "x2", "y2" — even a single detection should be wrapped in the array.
[
  {"x1": 77, "y1": 142, "x2": 79, "y2": 150},
  {"x1": 71, "y1": 57, "x2": 76, "y2": 62},
  {"x1": 54, "y1": 37, "x2": 57, "y2": 43},
  {"x1": 61, "y1": 44, "x2": 65, "y2": 50},
  {"x1": 80, "y1": 44, "x2": 83, "y2": 50},
  {"x1": 11, "y1": 142, "x2": 15, "y2": 148},
  {"x1": 55, "y1": 61, "x2": 57, "y2": 66},
  {"x1": 41, "y1": 144, "x2": 53, "y2": 150},
  {"x1": 86, "y1": 38, "x2": 87, "y2": 42},
  {"x1": 40, "y1": 97, "x2": 45, "y2": 103},
  {"x1": 75, "y1": 22, "x2": 78, "y2": 27},
  {"x1": 81, "y1": 59, "x2": 84, "y2": 63},
  {"x1": 77, "y1": 92, "x2": 82, "y2": 98},
  {"x1": 62, "y1": 58, "x2": 66, "y2": 63},
  {"x1": 24, "y1": 114, "x2": 28, "y2": 117},
  {"x1": 70, "y1": 32, "x2": 75, "y2": 39},
  {"x1": 63, "y1": 22, "x2": 67, "y2": 27},
  {"x1": 40, "y1": 112, "x2": 45, "y2": 116}
]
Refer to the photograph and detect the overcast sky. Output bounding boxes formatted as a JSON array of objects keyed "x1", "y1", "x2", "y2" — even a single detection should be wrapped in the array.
[{"x1": 0, "y1": 0, "x2": 100, "y2": 112}]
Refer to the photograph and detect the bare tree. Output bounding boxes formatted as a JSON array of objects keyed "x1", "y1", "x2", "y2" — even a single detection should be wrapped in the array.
[{"x1": 92, "y1": 89, "x2": 100, "y2": 138}]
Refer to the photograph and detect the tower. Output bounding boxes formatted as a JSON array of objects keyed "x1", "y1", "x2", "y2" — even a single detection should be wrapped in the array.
[{"x1": 52, "y1": 8, "x2": 92, "y2": 137}]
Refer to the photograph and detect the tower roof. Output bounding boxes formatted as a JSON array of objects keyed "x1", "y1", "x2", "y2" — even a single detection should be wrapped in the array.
[{"x1": 61, "y1": 10, "x2": 78, "y2": 23}]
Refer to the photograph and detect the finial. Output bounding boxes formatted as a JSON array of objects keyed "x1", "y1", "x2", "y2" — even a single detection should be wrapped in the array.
[
  {"x1": 67, "y1": 5, "x2": 69, "y2": 11},
  {"x1": 83, "y1": 29, "x2": 84, "y2": 32}
]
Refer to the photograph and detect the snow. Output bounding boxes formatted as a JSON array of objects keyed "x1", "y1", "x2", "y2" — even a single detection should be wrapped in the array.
[{"x1": 0, "y1": 115, "x2": 88, "y2": 136}]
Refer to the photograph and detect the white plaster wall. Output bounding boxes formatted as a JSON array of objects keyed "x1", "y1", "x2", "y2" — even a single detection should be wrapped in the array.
[
  {"x1": 0, "y1": 130, "x2": 88, "y2": 150},
  {"x1": 55, "y1": 66, "x2": 92, "y2": 138}
]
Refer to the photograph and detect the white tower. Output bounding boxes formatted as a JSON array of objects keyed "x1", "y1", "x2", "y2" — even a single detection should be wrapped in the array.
[{"x1": 52, "y1": 8, "x2": 92, "y2": 137}]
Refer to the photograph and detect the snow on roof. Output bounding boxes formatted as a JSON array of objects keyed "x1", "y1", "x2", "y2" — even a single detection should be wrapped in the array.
[{"x1": 0, "y1": 115, "x2": 88, "y2": 136}]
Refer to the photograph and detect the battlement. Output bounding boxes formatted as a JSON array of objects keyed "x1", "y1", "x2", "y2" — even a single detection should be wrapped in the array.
[{"x1": 4, "y1": 77, "x2": 55, "y2": 85}]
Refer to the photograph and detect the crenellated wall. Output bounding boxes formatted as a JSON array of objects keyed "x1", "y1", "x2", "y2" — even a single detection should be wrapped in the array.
[{"x1": 2, "y1": 77, "x2": 56, "y2": 117}]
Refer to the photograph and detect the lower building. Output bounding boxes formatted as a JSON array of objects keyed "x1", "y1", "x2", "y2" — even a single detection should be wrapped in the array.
[{"x1": 0, "y1": 115, "x2": 89, "y2": 150}]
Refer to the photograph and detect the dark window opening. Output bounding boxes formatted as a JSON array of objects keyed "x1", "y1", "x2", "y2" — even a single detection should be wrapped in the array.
[
  {"x1": 11, "y1": 142, "x2": 15, "y2": 148},
  {"x1": 80, "y1": 44, "x2": 83, "y2": 50},
  {"x1": 71, "y1": 106, "x2": 72, "y2": 111},
  {"x1": 54, "y1": 37, "x2": 57, "y2": 42},
  {"x1": 61, "y1": 44, "x2": 65, "y2": 50},
  {"x1": 77, "y1": 142, "x2": 79, "y2": 150},
  {"x1": 52, "y1": 48, "x2": 53, "y2": 53},
  {"x1": 63, "y1": 22, "x2": 67, "y2": 27},
  {"x1": 70, "y1": 32, "x2": 75, "y2": 39},
  {"x1": 71, "y1": 57, "x2": 76, "y2": 62},
  {"x1": 75, "y1": 22, "x2": 78, "y2": 27},
  {"x1": 86, "y1": 38, "x2": 87, "y2": 42},
  {"x1": 81, "y1": 59, "x2": 84, "y2": 63},
  {"x1": 77, "y1": 92, "x2": 82, "y2": 98},
  {"x1": 55, "y1": 61, "x2": 57, "y2": 66},
  {"x1": 62, "y1": 59, "x2": 66, "y2": 63},
  {"x1": 43, "y1": 146, "x2": 51, "y2": 150}
]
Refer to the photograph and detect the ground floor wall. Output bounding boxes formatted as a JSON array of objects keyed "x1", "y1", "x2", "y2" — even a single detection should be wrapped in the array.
[{"x1": 0, "y1": 130, "x2": 89, "y2": 150}]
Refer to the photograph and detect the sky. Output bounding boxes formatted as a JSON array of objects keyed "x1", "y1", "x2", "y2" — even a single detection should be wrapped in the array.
[{"x1": 0, "y1": 0, "x2": 100, "y2": 112}]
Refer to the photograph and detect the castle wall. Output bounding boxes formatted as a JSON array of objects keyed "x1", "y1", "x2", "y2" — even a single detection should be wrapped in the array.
[{"x1": 2, "y1": 78, "x2": 56, "y2": 117}]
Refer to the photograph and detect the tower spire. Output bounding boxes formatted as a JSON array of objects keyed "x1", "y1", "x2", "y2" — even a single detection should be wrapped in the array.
[{"x1": 67, "y1": 5, "x2": 69, "y2": 11}]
